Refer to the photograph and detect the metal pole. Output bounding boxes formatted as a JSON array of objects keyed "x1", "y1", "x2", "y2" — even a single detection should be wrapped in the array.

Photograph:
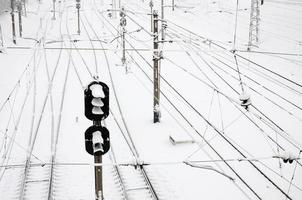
[
  {"x1": 247, "y1": 0, "x2": 260, "y2": 50},
  {"x1": 77, "y1": 8, "x2": 80, "y2": 34},
  {"x1": 153, "y1": 11, "x2": 160, "y2": 123},
  {"x1": 52, "y1": 0, "x2": 56, "y2": 20},
  {"x1": 120, "y1": 8, "x2": 126, "y2": 66},
  {"x1": 150, "y1": 0, "x2": 153, "y2": 32},
  {"x1": 22, "y1": 0, "x2": 27, "y2": 17},
  {"x1": 172, "y1": 0, "x2": 174, "y2": 11},
  {"x1": 11, "y1": 0, "x2": 16, "y2": 44},
  {"x1": 122, "y1": 29, "x2": 125, "y2": 65},
  {"x1": 0, "y1": 25, "x2": 4, "y2": 48},
  {"x1": 76, "y1": 0, "x2": 81, "y2": 34},
  {"x1": 17, "y1": 1, "x2": 22, "y2": 37},
  {"x1": 94, "y1": 155, "x2": 103, "y2": 200},
  {"x1": 161, "y1": 0, "x2": 164, "y2": 40}
]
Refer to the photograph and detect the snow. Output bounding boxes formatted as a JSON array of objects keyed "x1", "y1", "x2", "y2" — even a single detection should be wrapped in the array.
[{"x1": 1, "y1": 0, "x2": 302, "y2": 199}]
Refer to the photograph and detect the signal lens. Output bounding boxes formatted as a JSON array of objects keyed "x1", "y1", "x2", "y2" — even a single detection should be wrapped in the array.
[{"x1": 92, "y1": 107, "x2": 104, "y2": 115}]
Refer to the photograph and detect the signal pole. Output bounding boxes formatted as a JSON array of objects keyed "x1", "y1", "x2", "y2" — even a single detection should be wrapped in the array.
[
  {"x1": 11, "y1": 0, "x2": 16, "y2": 44},
  {"x1": 94, "y1": 155, "x2": 103, "y2": 200},
  {"x1": 153, "y1": 11, "x2": 160, "y2": 123},
  {"x1": 93, "y1": 119, "x2": 103, "y2": 200}
]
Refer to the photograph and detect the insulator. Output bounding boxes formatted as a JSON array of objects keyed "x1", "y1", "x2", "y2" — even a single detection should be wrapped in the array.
[
  {"x1": 120, "y1": 18, "x2": 126, "y2": 26},
  {"x1": 239, "y1": 92, "x2": 251, "y2": 108}
]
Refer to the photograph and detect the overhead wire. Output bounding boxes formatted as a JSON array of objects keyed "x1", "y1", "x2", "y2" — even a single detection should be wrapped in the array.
[
  {"x1": 165, "y1": 27, "x2": 302, "y2": 151},
  {"x1": 0, "y1": 6, "x2": 54, "y2": 182},
  {"x1": 167, "y1": 19, "x2": 302, "y2": 91},
  {"x1": 169, "y1": 26, "x2": 302, "y2": 195},
  {"x1": 166, "y1": 25, "x2": 302, "y2": 98},
  {"x1": 79, "y1": 16, "x2": 99, "y2": 78},
  {"x1": 97, "y1": 2, "x2": 253, "y2": 195},
  {"x1": 82, "y1": 10, "x2": 140, "y2": 158},
  {"x1": 179, "y1": 35, "x2": 301, "y2": 152},
  {"x1": 166, "y1": 24, "x2": 302, "y2": 97},
  {"x1": 88, "y1": 4, "x2": 160, "y2": 199},
  {"x1": 96, "y1": 10, "x2": 264, "y2": 200},
  {"x1": 165, "y1": 29, "x2": 300, "y2": 154},
  {"x1": 19, "y1": 6, "x2": 65, "y2": 198},
  {"x1": 119, "y1": 9, "x2": 298, "y2": 198}
]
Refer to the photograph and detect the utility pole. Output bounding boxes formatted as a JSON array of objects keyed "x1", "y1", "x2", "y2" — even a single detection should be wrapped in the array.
[
  {"x1": 247, "y1": 0, "x2": 260, "y2": 50},
  {"x1": 11, "y1": 0, "x2": 16, "y2": 44},
  {"x1": 161, "y1": 0, "x2": 165, "y2": 41},
  {"x1": 172, "y1": 0, "x2": 175, "y2": 11},
  {"x1": 76, "y1": 0, "x2": 81, "y2": 34},
  {"x1": 153, "y1": 11, "x2": 160, "y2": 123},
  {"x1": 52, "y1": 0, "x2": 56, "y2": 20},
  {"x1": 120, "y1": 7, "x2": 127, "y2": 70},
  {"x1": 149, "y1": 0, "x2": 153, "y2": 32},
  {"x1": 17, "y1": 1, "x2": 22, "y2": 37}
]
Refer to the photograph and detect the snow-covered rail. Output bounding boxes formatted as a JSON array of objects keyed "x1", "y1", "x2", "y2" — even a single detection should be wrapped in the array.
[
  {"x1": 19, "y1": 3, "x2": 68, "y2": 198},
  {"x1": 77, "y1": 6, "x2": 160, "y2": 199},
  {"x1": 109, "y1": 149, "x2": 159, "y2": 200}
]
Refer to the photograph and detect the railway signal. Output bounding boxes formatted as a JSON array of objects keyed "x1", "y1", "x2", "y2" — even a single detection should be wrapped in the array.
[
  {"x1": 84, "y1": 81, "x2": 109, "y2": 121},
  {"x1": 85, "y1": 125, "x2": 110, "y2": 156},
  {"x1": 84, "y1": 80, "x2": 110, "y2": 200}
]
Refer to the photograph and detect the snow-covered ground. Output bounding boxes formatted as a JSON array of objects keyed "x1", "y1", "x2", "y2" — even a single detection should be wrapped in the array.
[{"x1": 0, "y1": 0, "x2": 302, "y2": 199}]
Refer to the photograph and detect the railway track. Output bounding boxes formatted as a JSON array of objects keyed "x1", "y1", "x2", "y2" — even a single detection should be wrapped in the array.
[
  {"x1": 78, "y1": 3, "x2": 160, "y2": 199},
  {"x1": 106, "y1": 147, "x2": 159, "y2": 200},
  {"x1": 18, "y1": 2, "x2": 69, "y2": 199}
]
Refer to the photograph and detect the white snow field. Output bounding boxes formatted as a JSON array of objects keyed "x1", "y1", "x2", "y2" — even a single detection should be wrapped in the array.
[{"x1": 0, "y1": 0, "x2": 302, "y2": 199}]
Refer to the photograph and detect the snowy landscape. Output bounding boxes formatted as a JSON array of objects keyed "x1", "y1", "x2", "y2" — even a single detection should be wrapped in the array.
[{"x1": 0, "y1": 0, "x2": 302, "y2": 199}]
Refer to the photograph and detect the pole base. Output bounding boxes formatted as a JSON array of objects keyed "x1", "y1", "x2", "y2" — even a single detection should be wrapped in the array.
[{"x1": 153, "y1": 111, "x2": 160, "y2": 123}]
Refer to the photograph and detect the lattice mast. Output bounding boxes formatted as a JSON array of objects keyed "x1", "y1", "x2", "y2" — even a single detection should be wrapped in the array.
[{"x1": 247, "y1": 0, "x2": 260, "y2": 50}]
